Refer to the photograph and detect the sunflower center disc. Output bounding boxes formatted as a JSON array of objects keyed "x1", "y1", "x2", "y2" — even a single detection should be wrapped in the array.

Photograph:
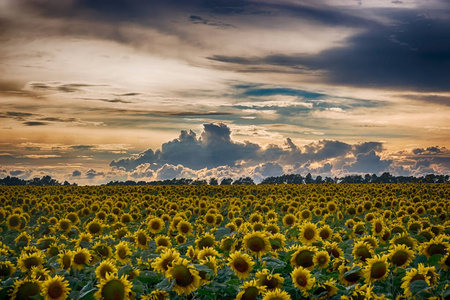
[{"x1": 172, "y1": 265, "x2": 194, "y2": 287}]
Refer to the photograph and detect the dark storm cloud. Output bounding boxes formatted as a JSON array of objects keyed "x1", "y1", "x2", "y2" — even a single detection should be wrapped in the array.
[
  {"x1": 402, "y1": 94, "x2": 450, "y2": 107},
  {"x1": 344, "y1": 150, "x2": 392, "y2": 174},
  {"x1": 23, "y1": 121, "x2": 48, "y2": 126},
  {"x1": 0, "y1": 111, "x2": 35, "y2": 120},
  {"x1": 72, "y1": 170, "x2": 81, "y2": 177}
]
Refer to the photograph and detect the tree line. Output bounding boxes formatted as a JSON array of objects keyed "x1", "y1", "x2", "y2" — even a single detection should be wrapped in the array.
[{"x1": 0, "y1": 172, "x2": 448, "y2": 186}]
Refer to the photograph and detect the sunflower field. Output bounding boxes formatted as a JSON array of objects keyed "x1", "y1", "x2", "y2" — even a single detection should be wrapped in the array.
[{"x1": 0, "y1": 183, "x2": 449, "y2": 299}]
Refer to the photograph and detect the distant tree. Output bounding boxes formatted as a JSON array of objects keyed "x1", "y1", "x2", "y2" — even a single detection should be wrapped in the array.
[
  {"x1": 220, "y1": 178, "x2": 233, "y2": 185},
  {"x1": 209, "y1": 178, "x2": 218, "y2": 185},
  {"x1": 232, "y1": 177, "x2": 255, "y2": 185},
  {"x1": 315, "y1": 175, "x2": 324, "y2": 184},
  {"x1": 304, "y1": 173, "x2": 314, "y2": 184}
]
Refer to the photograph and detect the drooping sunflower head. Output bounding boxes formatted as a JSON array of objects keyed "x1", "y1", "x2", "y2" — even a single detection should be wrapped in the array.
[
  {"x1": 419, "y1": 235, "x2": 449, "y2": 258},
  {"x1": 362, "y1": 255, "x2": 389, "y2": 283},
  {"x1": 9, "y1": 278, "x2": 41, "y2": 300},
  {"x1": 298, "y1": 222, "x2": 320, "y2": 245},
  {"x1": 167, "y1": 258, "x2": 201, "y2": 296},
  {"x1": 95, "y1": 273, "x2": 133, "y2": 300},
  {"x1": 269, "y1": 233, "x2": 286, "y2": 252},
  {"x1": 236, "y1": 279, "x2": 266, "y2": 300},
  {"x1": 323, "y1": 241, "x2": 343, "y2": 259},
  {"x1": 151, "y1": 248, "x2": 181, "y2": 275},
  {"x1": 0, "y1": 260, "x2": 16, "y2": 278},
  {"x1": 195, "y1": 233, "x2": 216, "y2": 250},
  {"x1": 255, "y1": 268, "x2": 284, "y2": 291},
  {"x1": 388, "y1": 244, "x2": 415, "y2": 269},
  {"x1": 400, "y1": 264, "x2": 431, "y2": 298},
  {"x1": 352, "y1": 241, "x2": 374, "y2": 263},
  {"x1": 371, "y1": 218, "x2": 385, "y2": 236},
  {"x1": 312, "y1": 279, "x2": 338, "y2": 300},
  {"x1": 41, "y1": 275, "x2": 71, "y2": 300},
  {"x1": 338, "y1": 264, "x2": 362, "y2": 287},
  {"x1": 30, "y1": 265, "x2": 51, "y2": 281},
  {"x1": 14, "y1": 232, "x2": 31, "y2": 248},
  {"x1": 95, "y1": 259, "x2": 118, "y2": 281},
  {"x1": 57, "y1": 250, "x2": 73, "y2": 271},
  {"x1": 228, "y1": 251, "x2": 255, "y2": 280},
  {"x1": 291, "y1": 266, "x2": 315, "y2": 294},
  {"x1": 134, "y1": 229, "x2": 150, "y2": 250}
]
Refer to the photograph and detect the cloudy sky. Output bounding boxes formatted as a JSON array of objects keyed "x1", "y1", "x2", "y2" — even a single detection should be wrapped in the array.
[{"x1": 0, "y1": 0, "x2": 449, "y2": 184}]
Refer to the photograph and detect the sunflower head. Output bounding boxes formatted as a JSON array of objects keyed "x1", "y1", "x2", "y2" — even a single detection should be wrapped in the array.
[
  {"x1": 291, "y1": 266, "x2": 315, "y2": 295},
  {"x1": 95, "y1": 259, "x2": 118, "y2": 281},
  {"x1": 352, "y1": 241, "x2": 374, "y2": 263},
  {"x1": 151, "y1": 248, "x2": 181, "y2": 275},
  {"x1": 362, "y1": 255, "x2": 389, "y2": 283},
  {"x1": 228, "y1": 251, "x2": 255, "y2": 280},
  {"x1": 195, "y1": 233, "x2": 216, "y2": 250},
  {"x1": 167, "y1": 258, "x2": 201, "y2": 296},
  {"x1": 243, "y1": 231, "x2": 271, "y2": 257},
  {"x1": 18, "y1": 252, "x2": 45, "y2": 273},
  {"x1": 313, "y1": 279, "x2": 338, "y2": 300},
  {"x1": 41, "y1": 275, "x2": 71, "y2": 300},
  {"x1": 255, "y1": 269, "x2": 284, "y2": 291},
  {"x1": 95, "y1": 273, "x2": 133, "y2": 300},
  {"x1": 72, "y1": 247, "x2": 92, "y2": 271},
  {"x1": 0, "y1": 261, "x2": 16, "y2": 278},
  {"x1": 236, "y1": 279, "x2": 266, "y2": 300},
  {"x1": 313, "y1": 251, "x2": 331, "y2": 269},
  {"x1": 298, "y1": 222, "x2": 320, "y2": 245},
  {"x1": 388, "y1": 244, "x2": 415, "y2": 269},
  {"x1": 290, "y1": 245, "x2": 317, "y2": 270},
  {"x1": 10, "y1": 278, "x2": 41, "y2": 300}
]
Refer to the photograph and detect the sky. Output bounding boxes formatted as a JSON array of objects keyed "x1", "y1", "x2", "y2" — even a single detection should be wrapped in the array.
[{"x1": 0, "y1": 0, "x2": 449, "y2": 185}]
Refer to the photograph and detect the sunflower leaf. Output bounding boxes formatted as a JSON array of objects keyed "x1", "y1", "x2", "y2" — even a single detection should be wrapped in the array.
[
  {"x1": 342, "y1": 265, "x2": 362, "y2": 278},
  {"x1": 77, "y1": 281, "x2": 96, "y2": 300},
  {"x1": 194, "y1": 264, "x2": 214, "y2": 274},
  {"x1": 215, "y1": 227, "x2": 231, "y2": 240},
  {"x1": 262, "y1": 257, "x2": 286, "y2": 271},
  {"x1": 118, "y1": 265, "x2": 133, "y2": 277},
  {"x1": 408, "y1": 280, "x2": 429, "y2": 294},
  {"x1": 136, "y1": 270, "x2": 162, "y2": 284},
  {"x1": 155, "y1": 277, "x2": 175, "y2": 291},
  {"x1": 427, "y1": 254, "x2": 443, "y2": 265}
]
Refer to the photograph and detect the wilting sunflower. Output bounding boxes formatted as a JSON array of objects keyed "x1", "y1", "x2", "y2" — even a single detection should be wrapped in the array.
[
  {"x1": 115, "y1": 241, "x2": 132, "y2": 265},
  {"x1": 72, "y1": 247, "x2": 92, "y2": 271},
  {"x1": 291, "y1": 266, "x2": 315, "y2": 295},
  {"x1": 255, "y1": 268, "x2": 284, "y2": 291},
  {"x1": 362, "y1": 255, "x2": 389, "y2": 283},
  {"x1": 269, "y1": 233, "x2": 286, "y2": 252},
  {"x1": 196, "y1": 233, "x2": 216, "y2": 250},
  {"x1": 261, "y1": 288, "x2": 292, "y2": 300},
  {"x1": 298, "y1": 222, "x2": 320, "y2": 245},
  {"x1": 243, "y1": 231, "x2": 271, "y2": 257},
  {"x1": 313, "y1": 251, "x2": 330, "y2": 269},
  {"x1": 152, "y1": 248, "x2": 181, "y2": 274},
  {"x1": 352, "y1": 241, "x2": 374, "y2": 263},
  {"x1": 95, "y1": 273, "x2": 133, "y2": 300},
  {"x1": 228, "y1": 251, "x2": 255, "y2": 280},
  {"x1": 388, "y1": 244, "x2": 415, "y2": 269},
  {"x1": 0, "y1": 260, "x2": 16, "y2": 278},
  {"x1": 235, "y1": 279, "x2": 266, "y2": 300},
  {"x1": 15, "y1": 232, "x2": 31, "y2": 248},
  {"x1": 57, "y1": 251, "x2": 72, "y2": 271},
  {"x1": 338, "y1": 264, "x2": 362, "y2": 286},
  {"x1": 96, "y1": 259, "x2": 119, "y2": 281},
  {"x1": 312, "y1": 279, "x2": 338, "y2": 299},
  {"x1": 92, "y1": 241, "x2": 113, "y2": 259},
  {"x1": 290, "y1": 245, "x2": 317, "y2": 270},
  {"x1": 401, "y1": 264, "x2": 431, "y2": 298},
  {"x1": 18, "y1": 252, "x2": 45, "y2": 273},
  {"x1": 41, "y1": 275, "x2": 70, "y2": 300},
  {"x1": 9, "y1": 278, "x2": 41, "y2": 300},
  {"x1": 419, "y1": 235, "x2": 449, "y2": 258},
  {"x1": 6, "y1": 213, "x2": 22, "y2": 230},
  {"x1": 167, "y1": 258, "x2": 201, "y2": 296}
]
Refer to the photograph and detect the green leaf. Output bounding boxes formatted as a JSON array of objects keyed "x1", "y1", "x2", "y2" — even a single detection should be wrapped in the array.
[
  {"x1": 118, "y1": 265, "x2": 133, "y2": 277},
  {"x1": 131, "y1": 281, "x2": 145, "y2": 294},
  {"x1": 342, "y1": 265, "x2": 362, "y2": 278},
  {"x1": 215, "y1": 227, "x2": 231, "y2": 240},
  {"x1": 262, "y1": 257, "x2": 286, "y2": 271},
  {"x1": 427, "y1": 254, "x2": 443, "y2": 265},
  {"x1": 269, "y1": 238, "x2": 282, "y2": 248},
  {"x1": 408, "y1": 280, "x2": 429, "y2": 294},
  {"x1": 443, "y1": 285, "x2": 450, "y2": 297},
  {"x1": 79, "y1": 241, "x2": 90, "y2": 248},
  {"x1": 77, "y1": 281, "x2": 96, "y2": 300},
  {"x1": 136, "y1": 270, "x2": 162, "y2": 284},
  {"x1": 415, "y1": 255, "x2": 428, "y2": 264},
  {"x1": 155, "y1": 277, "x2": 175, "y2": 291},
  {"x1": 194, "y1": 264, "x2": 214, "y2": 273}
]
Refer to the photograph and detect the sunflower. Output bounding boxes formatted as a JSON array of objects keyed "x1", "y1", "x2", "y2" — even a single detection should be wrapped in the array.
[
  {"x1": 0, "y1": 260, "x2": 16, "y2": 278},
  {"x1": 9, "y1": 278, "x2": 41, "y2": 300},
  {"x1": 388, "y1": 244, "x2": 415, "y2": 269},
  {"x1": 152, "y1": 248, "x2": 181, "y2": 274},
  {"x1": 362, "y1": 255, "x2": 389, "y2": 283},
  {"x1": 313, "y1": 251, "x2": 330, "y2": 269},
  {"x1": 439, "y1": 252, "x2": 450, "y2": 270},
  {"x1": 323, "y1": 241, "x2": 343, "y2": 259},
  {"x1": 134, "y1": 229, "x2": 150, "y2": 250},
  {"x1": 72, "y1": 247, "x2": 92, "y2": 271},
  {"x1": 419, "y1": 235, "x2": 449, "y2": 258},
  {"x1": 204, "y1": 213, "x2": 217, "y2": 226},
  {"x1": 352, "y1": 221, "x2": 366, "y2": 236},
  {"x1": 75, "y1": 232, "x2": 93, "y2": 248},
  {"x1": 255, "y1": 269, "x2": 284, "y2": 291},
  {"x1": 290, "y1": 245, "x2": 317, "y2": 270},
  {"x1": 96, "y1": 259, "x2": 119, "y2": 281},
  {"x1": 298, "y1": 222, "x2": 320, "y2": 245},
  {"x1": 318, "y1": 225, "x2": 333, "y2": 241},
  {"x1": 175, "y1": 234, "x2": 187, "y2": 245},
  {"x1": 142, "y1": 289, "x2": 169, "y2": 300},
  {"x1": 199, "y1": 256, "x2": 219, "y2": 278},
  {"x1": 31, "y1": 265, "x2": 51, "y2": 281},
  {"x1": 196, "y1": 233, "x2": 216, "y2": 250},
  {"x1": 85, "y1": 219, "x2": 103, "y2": 236},
  {"x1": 282, "y1": 214, "x2": 297, "y2": 227},
  {"x1": 41, "y1": 275, "x2": 70, "y2": 300},
  {"x1": 236, "y1": 279, "x2": 266, "y2": 300},
  {"x1": 167, "y1": 258, "x2": 201, "y2": 296},
  {"x1": 57, "y1": 251, "x2": 73, "y2": 271},
  {"x1": 352, "y1": 241, "x2": 374, "y2": 263},
  {"x1": 269, "y1": 233, "x2": 286, "y2": 252},
  {"x1": 391, "y1": 232, "x2": 417, "y2": 250},
  {"x1": 177, "y1": 220, "x2": 193, "y2": 236},
  {"x1": 418, "y1": 228, "x2": 435, "y2": 241},
  {"x1": 243, "y1": 231, "x2": 271, "y2": 257},
  {"x1": 261, "y1": 288, "x2": 292, "y2": 300},
  {"x1": 291, "y1": 266, "x2": 315, "y2": 295},
  {"x1": 18, "y1": 252, "x2": 45, "y2": 273},
  {"x1": 15, "y1": 231, "x2": 31, "y2": 248},
  {"x1": 92, "y1": 241, "x2": 113, "y2": 259},
  {"x1": 312, "y1": 279, "x2": 338, "y2": 300},
  {"x1": 338, "y1": 264, "x2": 362, "y2": 286},
  {"x1": 359, "y1": 235, "x2": 379, "y2": 249},
  {"x1": 95, "y1": 273, "x2": 133, "y2": 300},
  {"x1": 147, "y1": 217, "x2": 165, "y2": 234},
  {"x1": 197, "y1": 247, "x2": 219, "y2": 261},
  {"x1": 115, "y1": 241, "x2": 132, "y2": 265},
  {"x1": 228, "y1": 251, "x2": 255, "y2": 280},
  {"x1": 6, "y1": 213, "x2": 22, "y2": 230},
  {"x1": 400, "y1": 264, "x2": 431, "y2": 298}
]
